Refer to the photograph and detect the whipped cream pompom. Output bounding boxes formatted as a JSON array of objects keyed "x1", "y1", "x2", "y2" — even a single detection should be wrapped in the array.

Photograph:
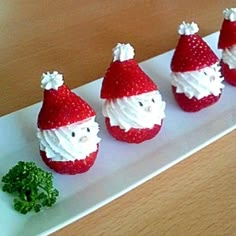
[
  {"x1": 223, "y1": 8, "x2": 236, "y2": 22},
  {"x1": 41, "y1": 71, "x2": 64, "y2": 90},
  {"x1": 178, "y1": 21, "x2": 199, "y2": 35},
  {"x1": 112, "y1": 43, "x2": 135, "y2": 62}
]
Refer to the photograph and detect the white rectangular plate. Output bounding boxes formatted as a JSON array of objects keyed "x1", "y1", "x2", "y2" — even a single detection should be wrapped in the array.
[{"x1": 0, "y1": 32, "x2": 235, "y2": 236}]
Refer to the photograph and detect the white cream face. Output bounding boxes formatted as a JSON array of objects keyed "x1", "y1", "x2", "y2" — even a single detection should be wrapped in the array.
[
  {"x1": 222, "y1": 46, "x2": 236, "y2": 69},
  {"x1": 37, "y1": 117, "x2": 101, "y2": 161},
  {"x1": 171, "y1": 63, "x2": 224, "y2": 99},
  {"x1": 103, "y1": 91, "x2": 166, "y2": 131}
]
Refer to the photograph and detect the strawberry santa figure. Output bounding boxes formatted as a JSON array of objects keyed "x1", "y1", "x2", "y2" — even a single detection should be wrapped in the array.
[
  {"x1": 170, "y1": 22, "x2": 224, "y2": 112},
  {"x1": 37, "y1": 71, "x2": 101, "y2": 175},
  {"x1": 100, "y1": 43, "x2": 166, "y2": 144},
  {"x1": 218, "y1": 8, "x2": 236, "y2": 86}
]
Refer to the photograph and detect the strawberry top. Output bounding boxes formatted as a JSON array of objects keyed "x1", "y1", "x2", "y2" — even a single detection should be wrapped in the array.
[
  {"x1": 171, "y1": 22, "x2": 219, "y2": 72},
  {"x1": 101, "y1": 43, "x2": 157, "y2": 99},
  {"x1": 38, "y1": 72, "x2": 95, "y2": 130},
  {"x1": 100, "y1": 59, "x2": 157, "y2": 99},
  {"x1": 218, "y1": 18, "x2": 236, "y2": 49},
  {"x1": 218, "y1": 8, "x2": 236, "y2": 49}
]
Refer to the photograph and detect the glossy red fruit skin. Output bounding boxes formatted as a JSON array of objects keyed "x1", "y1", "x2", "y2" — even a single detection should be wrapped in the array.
[
  {"x1": 101, "y1": 59, "x2": 157, "y2": 99},
  {"x1": 171, "y1": 34, "x2": 219, "y2": 73},
  {"x1": 40, "y1": 145, "x2": 99, "y2": 175},
  {"x1": 220, "y1": 60, "x2": 236, "y2": 86},
  {"x1": 172, "y1": 86, "x2": 221, "y2": 112},
  {"x1": 38, "y1": 85, "x2": 96, "y2": 130},
  {"x1": 105, "y1": 117, "x2": 162, "y2": 144},
  {"x1": 218, "y1": 20, "x2": 236, "y2": 50}
]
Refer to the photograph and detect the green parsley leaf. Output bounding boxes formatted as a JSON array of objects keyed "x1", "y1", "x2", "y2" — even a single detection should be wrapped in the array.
[{"x1": 1, "y1": 161, "x2": 59, "y2": 214}]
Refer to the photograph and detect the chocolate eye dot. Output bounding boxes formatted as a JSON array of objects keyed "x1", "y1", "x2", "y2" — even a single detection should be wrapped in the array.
[
  {"x1": 139, "y1": 102, "x2": 143, "y2": 107},
  {"x1": 152, "y1": 98, "x2": 155, "y2": 103},
  {"x1": 71, "y1": 132, "x2": 75, "y2": 137},
  {"x1": 87, "y1": 128, "x2": 90, "y2": 132}
]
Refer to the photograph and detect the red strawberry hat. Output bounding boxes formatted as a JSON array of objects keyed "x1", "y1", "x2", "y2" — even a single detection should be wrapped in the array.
[
  {"x1": 171, "y1": 22, "x2": 219, "y2": 72},
  {"x1": 218, "y1": 8, "x2": 236, "y2": 49},
  {"x1": 100, "y1": 43, "x2": 157, "y2": 99},
  {"x1": 38, "y1": 71, "x2": 96, "y2": 130}
]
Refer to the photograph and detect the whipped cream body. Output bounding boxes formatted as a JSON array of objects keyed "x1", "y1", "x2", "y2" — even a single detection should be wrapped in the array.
[
  {"x1": 171, "y1": 63, "x2": 224, "y2": 99},
  {"x1": 222, "y1": 46, "x2": 236, "y2": 69},
  {"x1": 103, "y1": 91, "x2": 166, "y2": 131},
  {"x1": 37, "y1": 117, "x2": 101, "y2": 161}
]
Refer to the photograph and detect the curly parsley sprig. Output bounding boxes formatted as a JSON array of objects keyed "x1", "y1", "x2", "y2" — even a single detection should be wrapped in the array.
[{"x1": 1, "y1": 161, "x2": 59, "y2": 214}]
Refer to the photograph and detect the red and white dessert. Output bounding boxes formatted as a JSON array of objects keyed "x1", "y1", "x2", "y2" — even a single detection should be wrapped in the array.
[
  {"x1": 37, "y1": 71, "x2": 101, "y2": 175},
  {"x1": 218, "y1": 8, "x2": 236, "y2": 86},
  {"x1": 171, "y1": 22, "x2": 224, "y2": 112},
  {"x1": 101, "y1": 43, "x2": 166, "y2": 144}
]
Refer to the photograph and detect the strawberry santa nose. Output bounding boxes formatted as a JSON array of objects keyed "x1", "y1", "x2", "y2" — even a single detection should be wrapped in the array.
[
  {"x1": 209, "y1": 76, "x2": 216, "y2": 82},
  {"x1": 79, "y1": 136, "x2": 88, "y2": 143},
  {"x1": 144, "y1": 105, "x2": 152, "y2": 112}
]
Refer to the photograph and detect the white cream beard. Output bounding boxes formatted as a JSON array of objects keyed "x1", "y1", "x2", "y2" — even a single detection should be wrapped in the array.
[
  {"x1": 102, "y1": 91, "x2": 166, "y2": 131},
  {"x1": 222, "y1": 46, "x2": 236, "y2": 69},
  {"x1": 37, "y1": 117, "x2": 101, "y2": 161},
  {"x1": 171, "y1": 63, "x2": 224, "y2": 99}
]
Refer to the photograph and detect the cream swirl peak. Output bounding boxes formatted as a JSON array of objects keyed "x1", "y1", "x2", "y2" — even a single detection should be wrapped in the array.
[
  {"x1": 102, "y1": 91, "x2": 166, "y2": 131},
  {"x1": 171, "y1": 63, "x2": 224, "y2": 99},
  {"x1": 223, "y1": 8, "x2": 236, "y2": 22},
  {"x1": 178, "y1": 21, "x2": 199, "y2": 35},
  {"x1": 37, "y1": 117, "x2": 101, "y2": 161},
  {"x1": 41, "y1": 71, "x2": 64, "y2": 90},
  {"x1": 112, "y1": 43, "x2": 135, "y2": 62}
]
